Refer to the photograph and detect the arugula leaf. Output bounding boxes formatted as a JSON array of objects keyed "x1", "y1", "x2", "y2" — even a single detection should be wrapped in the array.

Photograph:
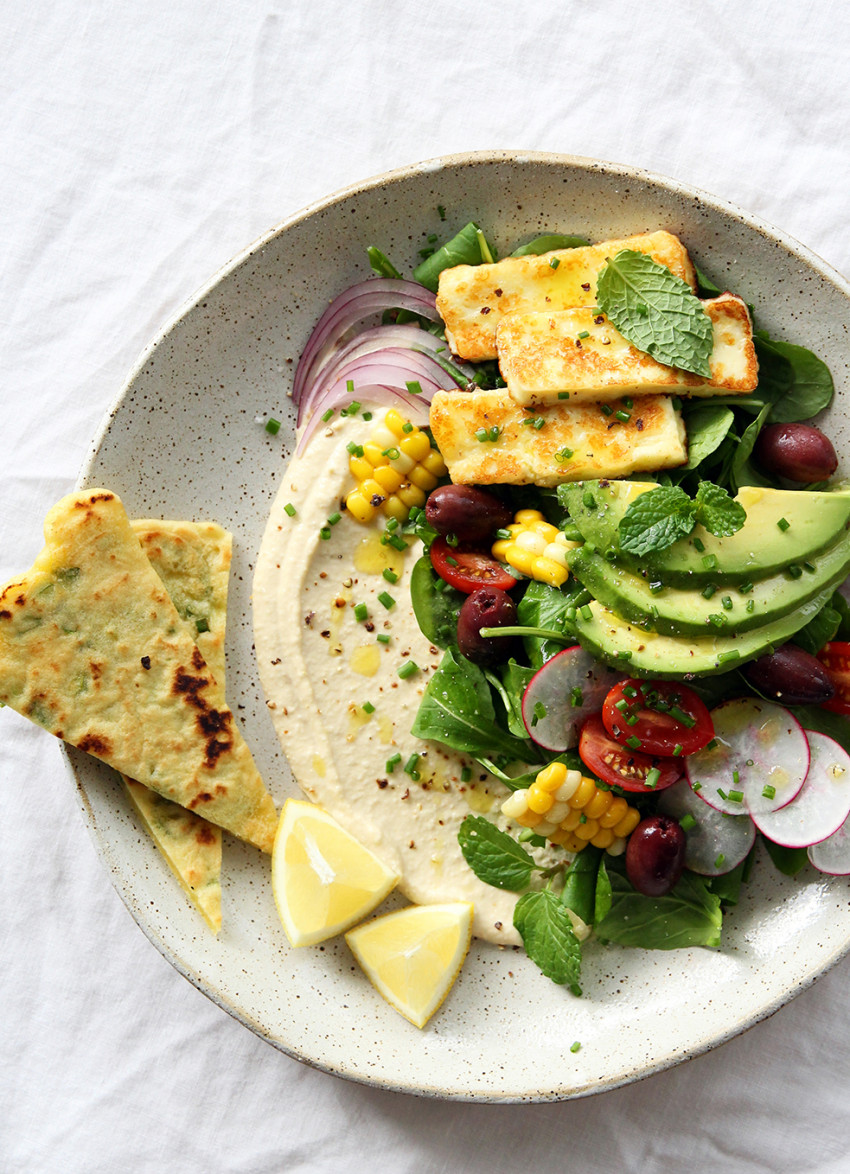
[
  {"x1": 682, "y1": 404, "x2": 735, "y2": 471},
  {"x1": 561, "y1": 846, "x2": 603, "y2": 927},
  {"x1": 692, "y1": 482, "x2": 747, "y2": 537},
  {"x1": 457, "y1": 814, "x2": 536, "y2": 891},
  {"x1": 409, "y1": 555, "x2": 462, "y2": 649},
  {"x1": 791, "y1": 601, "x2": 841, "y2": 656},
  {"x1": 756, "y1": 334, "x2": 834, "y2": 423},
  {"x1": 513, "y1": 889, "x2": 582, "y2": 990},
  {"x1": 617, "y1": 485, "x2": 695, "y2": 556},
  {"x1": 510, "y1": 233, "x2": 590, "y2": 257},
  {"x1": 761, "y1": 837, "x2": 809, "y2": 877},
  {"x1": 516, "y1": 579, "x2": 582, "y2": 669},
  {"x1": 595, "y1": 866, "x2": 722, "y2": 949},
  {"x1": 411, "y1": 648, "x2": 531, "y2": 760},
  {"x1": 596, "y1": 249, "x2": 714, "y2": 377},
  {"x1": 413, "y1": 221, "x2": 497, "y2": 291}
]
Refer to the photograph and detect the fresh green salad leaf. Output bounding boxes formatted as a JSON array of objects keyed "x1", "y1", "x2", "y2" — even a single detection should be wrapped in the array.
[
  {"x1": 513, "y1": 890, "x2": 582, "y2": 990},
  {"x1": 457, "y1": 815, "x2": 536, "y2": 891},
  {"x1": 485, "y1": 660, "x2": 535, "y2": 740},
  {"x1": 595, "y1": 867, "x2": 722, "y2": 949},
  {"x1": 707, "y1": 849, "x2": 753, "y2": 907},
  {"x1": 694, "y1": 265, "x2": 723, "y2": 298},
  {"x1": 791, "y1": 601, "x2": 841, "y2": 655},
  {"x1": 561, "y1": 846, "x2": 603, "y2": 927},
  {"x1": 761, "y1": 837, "x2": 809, "y2": 877},
  {"x1": 791, "y1": 706, "x2": 850, "y2": 758},
  {"x1": 410, "y1": 648, "x2": 531, "y2": 760},
  {"x1": 596, "y1": 249, "x2": 714, "y2": 376},
  {"x1": 595, "y1": 858, "x2": 613, "y2": 923},
  {"x1": 682, "y1": 404, "x2": 735, "y2": 471},
  {"x1": 731, "y1": 403, "x2": 772, "y2": 491},
  {"x1": 617, "y1": 485, "x2": 696, "y2": 555},
  {"x1": 693, "y1": 482, "x2": 747, "y2": 536},
  {"x1": 476, "y1": 751, "x2": 579, "y2": 792},
  {"x1": 409, "y1": 555, "x2": 462, "y2": 649},
  {"x1": 510, "y1": 233, "x2": 590, "y2": 257},
  {"x1": 366, "y1": 246, "x2": 402, "y2": 279},
  {"x1": 755, "y1": 333, "x2": 834, "y2": 423},
  {"x1": 831, "y1": 590, "x2": 850, "y2": 640},
  {"x1": 516, "y1": 579, "x2": 582, "y2": 669},
  {"x1": 413, "y1": 221, "x2": 497, "y2": 291}
]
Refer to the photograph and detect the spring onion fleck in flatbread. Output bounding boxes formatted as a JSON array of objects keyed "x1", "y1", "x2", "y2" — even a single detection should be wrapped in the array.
[
  {"x1": 0, "y1": 490, "x2": 277, "y2": 853},
  {"x1": 122, "y1": 519, "x2": 233, "y2": 933}
]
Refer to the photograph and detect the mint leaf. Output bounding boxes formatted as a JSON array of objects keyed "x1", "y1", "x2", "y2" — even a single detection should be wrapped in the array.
[
  {"x1": 617, "y1": 485, "x2": 695, "y2": 556},
  {"x1": 693, "y1": 482, "x2": 747, "y2": 537},
  {"x1": 457, "y1": 815, "x2": 536, "y2": 891},
  {"x1": 597, "y1": 249, "x2": 713, "y2": 377},
  {"x1": 513, "y1": 889, "x2": 582, "y2": 989}
]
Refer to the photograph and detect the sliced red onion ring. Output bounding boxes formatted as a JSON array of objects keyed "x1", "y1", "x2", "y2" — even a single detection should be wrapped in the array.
[
  {"x1": 308, "y1": 342, "x2": 464, "y2": 409},
  {"x1": 306, "y1": 323, "x2": 459, "y2": 393},
  {"x1": 293, "y1": 279, "x2": 439, "y2": 405},
  {"x1": 295, "y1": 385, "x2": 429, "y2": 456},
  {"x1": 298, "y1": 361, "x2": 442, "y2": 428}
]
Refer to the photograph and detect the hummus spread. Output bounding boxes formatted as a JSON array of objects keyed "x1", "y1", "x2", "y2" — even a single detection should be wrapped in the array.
[{"x1": 253, "y1": 407, "x2": 531, "y2": 944}]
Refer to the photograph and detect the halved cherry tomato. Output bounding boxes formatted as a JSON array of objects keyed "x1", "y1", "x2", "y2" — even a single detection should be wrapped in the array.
[
  {"x1": 579, "y1": 714, "x2": 683, "y2": 793},
  {"x1": 602, "y1": 679, "x2": 714, "y2": 757},
  {"x1": 429, "y1": 536, "x2": 516, "y2": 594},
  {"x1": 817, "y1": 642, "x2": 850, "y2": 716}
]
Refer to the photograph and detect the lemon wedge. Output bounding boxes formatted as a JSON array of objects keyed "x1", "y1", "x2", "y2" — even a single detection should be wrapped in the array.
[
  {"x1": 345, "y1": 903, "x2": 473, "y2": 1028},
  {"x1": 272, "y1": 799, "x2": 398, "y2": 946}
]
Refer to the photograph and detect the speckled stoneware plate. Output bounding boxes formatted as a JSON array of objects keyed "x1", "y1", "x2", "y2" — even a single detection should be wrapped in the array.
[{"x1": 72, "y1": 151, "x2": 850, "y2": 1102}]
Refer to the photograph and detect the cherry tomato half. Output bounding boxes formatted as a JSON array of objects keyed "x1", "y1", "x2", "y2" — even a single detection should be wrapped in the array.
[
  {"x1": 602, "y1": 678, "x2": 714, "y2": 757},
  {"x1": 579, "y1": 714, "x2": 683, "y2": 793},
  {"x1": 817, "y1": 642, "x2": 850, "y2": 716},
  {"x1": 429, "y1": 536, "x2": 516, "y2": 594}
]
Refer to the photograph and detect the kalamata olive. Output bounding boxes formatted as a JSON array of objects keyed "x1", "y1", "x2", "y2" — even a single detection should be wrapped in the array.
[
  {"x1": 456, "y1": 587, "x2": 517, "y2": 666},
  {"x1": 754, "y1": 423, "x2": 838, "y2": 483},
  {"x1": 625, "y1": 815, "x2": 686, "y2": 897},
  {"x1": 743, "y1": 643, "x2": 835, "y2": 705},
  {"x1": 425, "y1": 484, "x2": 513, "y2": 544}
]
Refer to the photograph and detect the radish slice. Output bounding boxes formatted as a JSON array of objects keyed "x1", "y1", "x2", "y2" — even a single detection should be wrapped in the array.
[
  {"x1": 521, "y1": 646, "x2": 624, "y2": 751},
  {"x1": 659, "y1": 780, "x2": 756, "y2": 876},
  {"x1": 751, "y1": 729, "x2": 850, "y2": 848},
  {"x1": 684, "y1": 698, "x2": 808, "y2": 818},
  {"x1": 808, "y1": 812, "x2": 850, "y2": 875}
]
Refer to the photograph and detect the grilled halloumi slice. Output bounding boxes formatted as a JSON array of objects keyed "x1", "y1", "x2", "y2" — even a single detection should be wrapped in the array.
[
  {"x1": 497, "y1": 293, "x2": 758, "y2": 407},
  {"x1": 429, "y1": 389, "x2": 687, "y2": 487},
  {"x1": 436, "y1": 231, "x2": 696, "y2": 361}
]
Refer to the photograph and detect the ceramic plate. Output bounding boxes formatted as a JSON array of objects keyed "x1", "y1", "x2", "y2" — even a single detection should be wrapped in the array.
[{"x1": 72, "y1": 151, "x2": 850, "y2": 1102}]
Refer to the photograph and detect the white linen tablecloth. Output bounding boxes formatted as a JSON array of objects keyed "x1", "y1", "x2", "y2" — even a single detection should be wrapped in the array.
[{"x1": 3, "y1": 3, "x2": 850, "y2": 1170}]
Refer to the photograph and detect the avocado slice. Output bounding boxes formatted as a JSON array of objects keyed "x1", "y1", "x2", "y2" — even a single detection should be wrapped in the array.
[
  {"x1": 568, "y1": 533, "x2": 850, "y2": 637},
  {"x1": 573, "y1": 587, "x2": 836, "y2": 678},
  {"x1": 560, "y1": 480, "x2": 850, "y2": 586}
]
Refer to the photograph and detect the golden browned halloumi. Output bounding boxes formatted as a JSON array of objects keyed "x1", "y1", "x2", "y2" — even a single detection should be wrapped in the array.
[
  {"x1": 497, "y1": 293, "x2": 758, "y2": 407},
  {"x1": 436, "y1": 231, "x2": 696, "y2": 361},
  {"x1": 429, "y1": 390, "x2": 687, "y2": 487}
]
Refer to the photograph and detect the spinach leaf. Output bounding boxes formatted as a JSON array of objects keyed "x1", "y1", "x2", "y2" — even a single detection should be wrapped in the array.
[
  {"x1": 830, "y1": 590, "x2": 850, "y2": 640},
  {"x1": 595, "y1": 858, "x2": 613, "y2": 923},
  {"x1": 595, "y1": 866, "x2": 722, "y2": 949},
  {"x1": 366, "y1": 246, "x2": 402, "y2": 279},
  {"x1": 561, "y1": 846, "x2": 603, "y2": 927},
  {"x1": 731, "y1": 402, "x2": 772, "y2": 492},
  {"x1": 756, "y1": 334, "x2": 834, "y2": 423},
  {"x1": 511, "y1": 233, "x2": 590, "y2": 257},
  {"x1": 682, "y1": 404, "x2": 735, "y2": 470},
  {"x1": 513, "y1": 889, "x2": 582, "y2": 991},
  {"x1": 409, "y1": 555, "x2": 462, "y2": 649},
  {"x1": 694, "y1": 265, "x2": 723, "y2": 298},
  {"x1": 484, "y1": 659, "x2": 534, "y2": 740},
  {"x1": 476, "y1": 751, "x2": 579, "y2": 791},
  {"x1": 411, "y1": 648, "x2": 531, "y2": 760},
  {"x1": 413, "y1": 221, "x2": 497, "y2": 291},
  {"x1": 457, "y1": 815, "x2": 536, "y2": 891},
  {"x1": 516, "y1": 580, "x2": 579, "y2": 669},
  {"x1": 762, "y1": 837, "x2": 809, "y2": 877},
  {"x1": 790, "y1": 705, "x2": 850, "y2": 757},
  {"x1": 791, "y1": 601, "x2": 841, "y2": 656},
  {"x1": 707, "y1": 848, "x2": 753, "y2": 907}
]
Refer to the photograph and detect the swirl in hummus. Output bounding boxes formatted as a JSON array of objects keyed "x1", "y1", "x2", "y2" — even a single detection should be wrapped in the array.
[{"x1": 252, "y1": 405, "x2": 551, "y2": 945}]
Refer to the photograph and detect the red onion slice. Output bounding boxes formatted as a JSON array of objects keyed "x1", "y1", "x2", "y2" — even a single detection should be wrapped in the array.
[
  {"x1": 293, "y1": 279, "x2": 439, "y2": 405},
  {"x1": 295, "y1": 385, "x2": 430, "y2": 456},
  {"x1": 307, "y1": 326, "x2": 468, "y2": 398}
]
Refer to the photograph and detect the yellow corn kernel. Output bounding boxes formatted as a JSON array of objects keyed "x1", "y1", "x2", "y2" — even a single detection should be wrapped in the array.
[
  {"x1": 399, "y1": 431, "x2": 432, "y2": 462},
  {"x1": 533, "y1": 557, "x2": 569, "y2": 587},
  {"x1": 583, "y1": 790, "x2": 612, "y2": 821},
  {"x1": 384, "y1": 409, "x2": 406, "y2": 437},
  {"x1": 515, "y1": 530, "x2": 548, "y2": 555},
  {"x1": 517, "y1": 808, "x2": 542, "y2": 829},
  {"x1": 491, "y1": 539, "x2": 512, "y2": 560},
  {"x1": 607, "y1": 836, "x2": 627, "y2": 857},
  {"x1": 408, "y1": 465, "x2": 439, "y2": 491},
  {"x1": 559, "y1": 808, "x2": 583, "y2": 832},
  {"x1": 535, "y1": 762, "x2": 568, "y2": 792},
  {"x1": 574, "y1": 817, "x2": 600, "y2": 842},
  {"x1": 396, "y1": 482, "x2": 426, "y2": 509},
  {"x1": 362, "y1": 443, "x2": 390, "y2": 467},
  {"x1": 598, "y1": 796, "x2": 630, "y2": 829},
  {"x1": 611, "y1": 808, "x2": 641, "y2": 839},
  {"x1": 567, "y1": 775, "x2": 597, "y2": 810},
  {"x1": 360, "y1": 479, "x2": 386, "y2": 505},
  {"x1": 373, "y1": 465, "x2": 405, "y2": 494},
  {"x1": 503, "y1": 548, "x2": 538, "y2": 577},
  {"x1": 531, "y1": 521, "x2": 560, "y2": 543},
  {"x1": 422, "y1": 450, "x2": 447, "y2": 476},
  {"x1": 516, "y1": 508, "x2": 545, "y2": 526},
  {"x1": 345, "y1": 490, "x2": 376, "y2": 523},
  {"x1": 501, "y1": 791, "x2": 530, "y2": 821},
  {"x1": 349, "y1": 455, "x2": 375, "y2": 482},
  {"x1": 543, "y1": 542, "x2": 569, "y2": 567},
  {"x1": 589, "y1": 827, "x2": 615, "y2": 851},
  {"x1": 526, "y1": 783, "x2": 554, "y2": 815},
  {"x1": 383, "y1": 495, "x2": 409, "y2": 522},
  {"x1": 549, "y1": 827, "x2": 585, "y2": 851}
]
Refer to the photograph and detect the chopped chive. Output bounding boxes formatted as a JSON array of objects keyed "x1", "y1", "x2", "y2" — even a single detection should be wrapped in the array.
[
  {"x1": 717, "y1": 650, "x2": 740, "y2": 664},
  {"x1": 777, "y1": 517, "x2": 790, "y2": 531},
  {"x1": 706, "y1": 739, "x2": 718, "y2": 751},
  {"x1": 495, "y1": 528, "x2": 512, "y2": 540},
  {"x1": 406, "y1": 381, "x2": 423, "y2": 396},
  {"x1": 376, "y1": 633, "x2": 391, "y2": 644},
  {"x1": 319, "y1": 527, "x2": 331, "y2": 541},
  {"x1": 788, "y1": 564, "x2": 803, "y2": 579},
  {"x1": 382, "y1": 446, "x2": 401, "y2": 460},
  {"x1": 732, "y1": 769, "x2": 740, "y2": 785},
  {"x1": 404, "y1": 754, "x2": 421, "y2": 779},
  {"x1": 692, "y1": 781, "x2": 702, "y2": 792},
  {"x1": 803, "y1": 561, "x2": 816, "y2": 573},
  {"x1": 579, "y1": 812, "x2": 587, "y2": 824},
  {"x1": 670, "y1": 706, "x2": 696, "y2": 728},
  {"x1": 715, "y1": 853, "x2": 726, "y2": 868},
  {"x1": 489, "y1": 425, "x2": 501, "y2": 441},
  {"x1": 265, "y1": 417, "x2": 281, "y2": 434},
  {"x1": 446, "y1": 532, "x2": 459, "y2": 548},
  {"x1": 746, "y1": 759, "x2": 754, "y2": 766},
  {"x1": 626, "y1": 735, "x2": 642, "y2": 750},
  {"x1": 728, "y1": 789, "x2": 744, "y2": 803},
  {"x1": 557, "y1": 391, "x2": 570, "y2": 400},
  {"x1": 353, "y1": 603, "x2": 368, "y2": 622},
  {"x1": 739, "y1": 581, "x2": 753, "y2": 594},
  {"x1": 321, "y1": 408, "x2": 335, "y2": 422},
  {"x1": 555, "y1": 446, "x2": 574, "y2": 463},
  {"x1": 382, "y1": 568, "x2": 398, "y2": 584},
  {"x1": 600, "y1": 403, "x2": 614, "y2": 417},
  {"x1": 533, "y1": 416, "x2": 545, "y2": 430},
  {"x1": 615, "y1": 698, "x2": 629, "y2": 713},
  {"x1": 388, "y1": 534, "x2": 407, "y2": 551},
  {"x1": 378, "y1": 591, "x2": 396, "y2": 609},
  {"x1": 362, "y1": 701, "x2": 376, "y2": 714},
  {"x1": 623, "y1": 397, "x2": 633, "y2": 409},
  {"x1": 570, "y1": 1041, "x2": 581, "y2": 1054},
  {"x1": 386, "y1": 753, "x2": 402, "y2": 772},
  {"x1": 622, "y1": 685, "x2": 637, "y2": 699},
  {"x1": 362, "y1": 411, "x2": 373, "y2": 421},
  {"x1": 531, "y1": 701, "x2": 547, "y2": 726},
  {"x1": 702, "y1": 554, "x2": 718, "y2": 571},
  {"x1": 475, "y1": 427, "x2": 489, "y2": 442},
  {"x1": 284, "y1": 503, "x2": 297, "y2": 517},
  {"x1": 717, "y1": 787, "x2": 728, "y2": 800},
  {"x1": 577, "y1": 330, "x2": 590, "y2": 340},
  {"x1": 645, "y1": 767, "x2": 661, "y2": 789},
  {"x1": 402, "y1": 421, "x2": 414, "y2": 433},
  {"x1": 762, "y1": 784, "x2": 776, "y2": 800},
  {"x1": 446, "y1": 556, "x2": 458, "y2": 567},
  {"x1": 461, "y1": 766, "x2": 472, "y2": 783},
  {"x1": 672, "y1": 743, "x2": 683, "y2": 757},
  {"x1": 570, "y1": 687, "x2": 584, "y2": 707},
  {"x1": 549, "y1": 256, "x2": 561, "y2": 270},
  {"x1": 579, "y1": 604, "x2": 593, "y2": 621},
  {"x1": 746, "y1": 599, "x2": 755, "y2": 613},
  {"x1": 195, "y1": 618, "x2": 209, "y2": 634},
  {"x1": 626, "y1": 714, "x2": 640, "y2": 727},
  {"x1": 346, "y1": 441, "x2": 365, "y2": 458},
  {"x1": 693, "y1": 537, "x2": 705, "y2": 553},
  {"x1": 721, "y1": 595, "x2": 733, "y2": 610},
  {"x1": 615, "y1": 409, "x2": 631, "y2": 423},
  {"x1": 327, "y1": 511, "x2": 342, "y2": 526},
  {"x1": 649, "y1": 581, "x2": 664, "y2": 595},
  {"x1": 398, "y1": 660, "x2": 419, "y2": 679},
  {"x1": 680, "y1": 813, "x2": 696, "y2": 832},
  {"x1": 616, "y1": 651, "x2": 632, "y2": 662},
  {"x1": 701, "y1": 584, "x2": 717, "y2": 599}
]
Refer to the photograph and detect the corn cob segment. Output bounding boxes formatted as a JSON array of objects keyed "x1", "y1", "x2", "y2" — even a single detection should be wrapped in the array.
[
  {"x1": 491, "y1": 509, "x2": 579, "y2": 587},
  {"x1": 345, "y1": 409, "x2": 447, "y2": 523},
  {"x1": 501, "y1": 763, "x2": 640, "y2": 855}
]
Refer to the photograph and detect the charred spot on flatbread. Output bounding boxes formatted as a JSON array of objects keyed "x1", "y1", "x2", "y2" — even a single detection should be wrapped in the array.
[{"x1": 78, "y1": 732, "x2": 112, "y2": 756}]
